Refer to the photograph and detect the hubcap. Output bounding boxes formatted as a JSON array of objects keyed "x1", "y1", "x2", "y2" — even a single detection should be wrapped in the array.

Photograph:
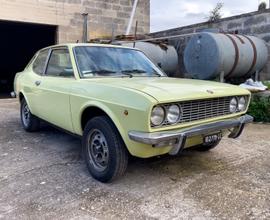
[
  {"x1": 22, "y1": 103, "x2": 30, "y2": 126},
  {"x1": 87, "y1": 129, "x2": 109, "y2": 172}
]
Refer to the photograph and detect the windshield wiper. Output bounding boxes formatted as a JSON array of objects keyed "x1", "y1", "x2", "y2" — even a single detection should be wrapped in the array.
[
  {"x1": 120, "y1": 72, "x2": 133, "y2": 78},
  {"x1": 82, "y1": 69, "x2": 162, "y2": 78},
  {"x1": 82, "y1": 69, "x2": 117, "y2": 75},
  {"x1": 121, "y1": 69, "x2": 162, "y2": 77},
  {"x1": 121, "y1": 69, "x2": 146, "y2": 74},
  {"x1": 120, "y1": 69, "x2": 148, "y2": 78},
  {"x1": 152, "y1": 72, "x2": 162, "y2": 77}
]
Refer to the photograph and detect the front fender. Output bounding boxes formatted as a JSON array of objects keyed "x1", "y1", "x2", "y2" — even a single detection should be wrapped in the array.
[
  {"x1": 71, "y1": 97, "x2": 156, "y2": 157},
  {"x1": 78, "y1": 101, "x2": 126, "y2": 140}
]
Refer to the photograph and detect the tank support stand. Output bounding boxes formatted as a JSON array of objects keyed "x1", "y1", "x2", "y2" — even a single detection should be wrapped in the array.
[
  {"x1": 219, "y1": 71, "x2": 225, "y2": 83},
  {"x1": 254, "y1": 70, "x2": 259, "y2": 82}
]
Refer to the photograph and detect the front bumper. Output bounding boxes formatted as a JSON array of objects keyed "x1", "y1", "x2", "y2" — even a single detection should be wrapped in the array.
[{"x1": 128, "y1": 114, "x2": 253, "y2": 155}]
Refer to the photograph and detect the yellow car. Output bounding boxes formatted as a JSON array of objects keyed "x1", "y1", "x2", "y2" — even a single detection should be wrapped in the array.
[{"x1": 14, "y1": 44, "x2": 253, "y2": 182}]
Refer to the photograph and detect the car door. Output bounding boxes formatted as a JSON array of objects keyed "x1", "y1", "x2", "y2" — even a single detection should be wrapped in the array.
[
  {"x1": 34, "y1": 47, "x2": 75, "y2": 132},
  {"x1": 23, "y1": 49, "x2": 49, "y2": 115}
]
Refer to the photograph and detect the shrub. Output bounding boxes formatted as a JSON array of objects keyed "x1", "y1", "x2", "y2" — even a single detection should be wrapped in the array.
[
  {"x1": 263, "y1": 81, "x2": 270, "y2": 90},
  {"x1": 247, "y1": 95, "x2": 270, "y2": 122}
]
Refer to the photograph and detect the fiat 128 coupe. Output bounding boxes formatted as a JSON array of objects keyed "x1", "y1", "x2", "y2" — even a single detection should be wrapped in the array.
[{"x1": 13, "y1": 44, "x2": 253, "y2": 182}]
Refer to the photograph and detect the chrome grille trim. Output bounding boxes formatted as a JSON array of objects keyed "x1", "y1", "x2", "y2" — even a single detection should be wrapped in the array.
[
  {"x1": 159, "y1": 96, "x2": 248, "y2": 127},
  {"x1": 180, "y1": 97, "x2": 231, "y2": 123}
]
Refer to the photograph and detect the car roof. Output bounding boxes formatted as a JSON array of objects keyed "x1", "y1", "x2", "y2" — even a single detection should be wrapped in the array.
[{"x1": 39, "y1": 43, "x2": 139, "y2": 52}]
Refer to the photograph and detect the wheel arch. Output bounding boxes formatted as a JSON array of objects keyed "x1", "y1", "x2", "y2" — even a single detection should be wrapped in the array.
[
  {"x1": 18, "y1": 91, "x2": 35, "y2": 114},
  {"x1": 81, "y1": 106, "x2": 109, "y2": 131},
  {"x1": 79, "y1": 103, "x2": 127, "y2": 148},
  {"x1": 19, "y1": 92, "x2": 25, "y2": 103}
]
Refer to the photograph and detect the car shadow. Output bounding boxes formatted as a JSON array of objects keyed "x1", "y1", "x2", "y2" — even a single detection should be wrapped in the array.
[{"x1": 37, "y1": 122, "x2": 230, "y2": 184}]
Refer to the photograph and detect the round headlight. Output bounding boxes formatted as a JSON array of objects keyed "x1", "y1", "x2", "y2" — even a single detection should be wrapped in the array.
[
  {"x1": 230, "y1": 97, "x2": 238, "y2": 113},
  {"x1": 238, "y1": 97, "x2": 246, "y2": 111},
  {"x1": 167, "y1": 105, "x2": 181, "y2": 124},
  {"x1": 151, "y1": 106, "x2": 165, "y2": 126}
]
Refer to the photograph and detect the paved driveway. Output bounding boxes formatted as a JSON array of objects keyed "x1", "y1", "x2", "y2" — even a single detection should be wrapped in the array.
[{"x1": 0, "y1": 99, "x2": 269, "y2": 220}]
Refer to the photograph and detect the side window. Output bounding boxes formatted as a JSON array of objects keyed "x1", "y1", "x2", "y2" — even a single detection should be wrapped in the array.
[
  {"x1": 25, "y1": 53, "x2": 37, "y2": 69},
  {"x1": 33, "y1": 49, "x2": 49, "y2": 75},
  {"x1": 46, "y1": 49, "x2": 74, "y2": 77}
]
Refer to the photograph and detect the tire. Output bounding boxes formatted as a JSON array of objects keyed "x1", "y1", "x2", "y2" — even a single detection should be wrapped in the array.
[
  {"x1": 20, "y1": 98, "x2": 40, "y2": 132},
  {"x1": 82, "y1": 116, "x2": 128, "y2": 183},
  {"x1": 195, "y1": 140, "x2": 221, "y2": 152}
]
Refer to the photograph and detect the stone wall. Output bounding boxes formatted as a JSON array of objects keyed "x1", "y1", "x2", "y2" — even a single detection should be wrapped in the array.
[
  {"x1": 150, "y1": 9, "x2": 270, "y2": 81},
  {"x1": 0, "y1": 0, "x2": 150, "y2": 43}
]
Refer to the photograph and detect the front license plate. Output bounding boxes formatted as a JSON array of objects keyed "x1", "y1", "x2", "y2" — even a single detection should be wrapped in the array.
[{"x1": 203, "y1": 132, "x2": 222, "y2": 144}]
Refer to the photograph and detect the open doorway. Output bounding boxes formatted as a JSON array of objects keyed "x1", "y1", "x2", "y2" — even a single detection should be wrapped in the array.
[{"x1": 0, "y1": 20, "x2": 57, "y2": 98}]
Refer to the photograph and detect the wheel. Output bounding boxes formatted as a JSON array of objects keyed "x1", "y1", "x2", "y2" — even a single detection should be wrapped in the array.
[
  {"x1": 82, "y1": 116, "x2": 128, "y2": 183},
  {"x1": 195, "y1": 140, "x2": 221, "y2": 152},
  {"x1": 20, "y1": 98, "x2": 40, "y2": 132}
]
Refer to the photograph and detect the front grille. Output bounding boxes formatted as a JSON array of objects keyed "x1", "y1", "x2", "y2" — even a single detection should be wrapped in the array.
[
  {"x1": 179, "y1": 97, "x2": 231, "y2": 123},
  {"x1": 161, "y1": 96, "x2": 237, "y2": 126}
]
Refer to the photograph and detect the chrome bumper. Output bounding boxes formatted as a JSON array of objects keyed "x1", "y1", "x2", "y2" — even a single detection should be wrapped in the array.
[{"x1": 128, "y1": 115, "x2": 253, "y2": 155}]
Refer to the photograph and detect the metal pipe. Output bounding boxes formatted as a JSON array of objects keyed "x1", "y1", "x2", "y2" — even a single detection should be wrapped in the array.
[
  {"x1": 133, "y1": 20, "x2": 138, "y2": 48},
  {"x1": 82, "y1": 13, "x2": 88, "y2": 43},
  {"x1": 111, "y1": 23, "x2": 115, "y2": 42},
  {"x1": 126, "y1": 0, "x2": 139, "y2": 35},
  {"x1": 123, "y1": 32, "x2": 198, "y2": 43}
]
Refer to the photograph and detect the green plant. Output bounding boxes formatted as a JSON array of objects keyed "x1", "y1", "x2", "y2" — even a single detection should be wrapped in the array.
[
  {"x1": 258, "y1": 2, "x2": 267, "y2": 11},
  {"x1": 247, "y1": 96, "x2": 270, "y2": 122},
  {"x1": 207, "y1": 2, "x2": 224, "y2": 22},
  {"x1": 263, "y1": 81, "x2": 270, "y2": 89}
]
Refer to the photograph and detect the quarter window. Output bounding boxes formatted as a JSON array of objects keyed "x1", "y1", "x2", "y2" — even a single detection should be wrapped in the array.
[
  {"x1": 33, "y1": 49, "x2": 49, "y2": 75},
  {"x1": 46, "y1": 49, "x2": 74, "y2": 77}
]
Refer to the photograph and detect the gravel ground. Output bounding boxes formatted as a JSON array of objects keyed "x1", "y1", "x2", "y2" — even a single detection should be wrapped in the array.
[{"x1": 0, "y1": 99, "x2": 269, "y2": 220}]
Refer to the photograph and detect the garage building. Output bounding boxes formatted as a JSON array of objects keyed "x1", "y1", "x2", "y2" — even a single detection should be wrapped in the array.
[{"x1": 0, "y1": 0, "x2": 150, "y2": 97}]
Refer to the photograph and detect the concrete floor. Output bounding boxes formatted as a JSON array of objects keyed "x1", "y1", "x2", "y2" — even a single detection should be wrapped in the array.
[{"x1": 0, "y1": 99, "x2": 269, "y2": 220}]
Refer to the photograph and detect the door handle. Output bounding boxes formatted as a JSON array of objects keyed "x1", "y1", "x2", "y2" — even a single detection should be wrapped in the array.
[{"x1": 35, "y1": 81, "x2": 41, "y2": 86}]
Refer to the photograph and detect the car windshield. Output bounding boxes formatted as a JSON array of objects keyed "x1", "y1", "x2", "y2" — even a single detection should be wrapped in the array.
[{"x1": 74, "y1": 46, "x2": 166, "y2": 78}]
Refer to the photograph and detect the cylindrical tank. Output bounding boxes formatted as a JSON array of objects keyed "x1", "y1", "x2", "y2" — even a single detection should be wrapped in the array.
[
  {"x1": 184, "y1": 32, "x2": 268, "y2": 80},
  {"x1": 121, "y1": 42, "x2": 178, "y2": 75}
]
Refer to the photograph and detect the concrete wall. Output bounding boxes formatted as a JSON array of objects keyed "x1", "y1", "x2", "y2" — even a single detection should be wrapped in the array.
[
  {"x1": 150, "y1": 9, "x2": 270, "y2": 81},
  {"x1": 0, "y1": 0, "x2": 150, "y2": 43}
]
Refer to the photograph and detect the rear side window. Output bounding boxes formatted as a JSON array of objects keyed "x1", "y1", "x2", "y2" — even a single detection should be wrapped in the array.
[
  {"x1": 33, "y1": 49, "x2": 49, "y2": 75},
  {"x1": 25, "y1": 53, "x2": 37, "y2": 69}
]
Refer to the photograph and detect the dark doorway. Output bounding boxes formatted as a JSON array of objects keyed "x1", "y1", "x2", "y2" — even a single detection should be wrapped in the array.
[{"x1": 0, "y1": 20, "x2": 57, "y2": 98}]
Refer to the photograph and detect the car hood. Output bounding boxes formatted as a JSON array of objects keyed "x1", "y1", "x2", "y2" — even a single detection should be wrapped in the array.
[{"x1": 84, "y1": 77, "x2": 250, "y2": 103}]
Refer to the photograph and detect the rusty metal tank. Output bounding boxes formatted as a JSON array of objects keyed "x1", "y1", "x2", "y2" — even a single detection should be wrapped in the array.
[
  {"x1": 121, "y1": 42, "x2": 179, "y2": 75},
  {"x1": 184, "y1": 32, "x2": 268, "y2": 80}
]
